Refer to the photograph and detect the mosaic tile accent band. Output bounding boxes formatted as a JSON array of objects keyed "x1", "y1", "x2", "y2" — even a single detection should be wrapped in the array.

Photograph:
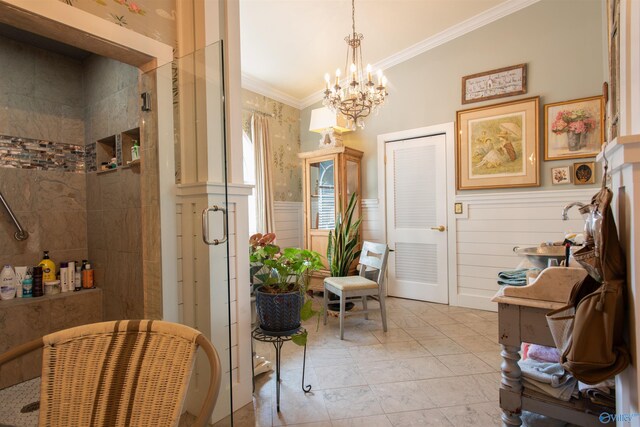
[
  {"x1": 0, "y1": 135, "x2": 86, "y2": 173},
  {"x1": 85, "y1": 143, "x2": 97, "y2": 172}
]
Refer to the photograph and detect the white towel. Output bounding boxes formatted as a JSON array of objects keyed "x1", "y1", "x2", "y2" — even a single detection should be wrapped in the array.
[{"x1": 519, "y1": 358, "x2": 577, "y2": 401}]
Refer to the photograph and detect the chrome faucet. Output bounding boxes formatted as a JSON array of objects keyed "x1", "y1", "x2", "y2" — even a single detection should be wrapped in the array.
[{"x1": 562, "y1": 201, "x2": 586, "y2": 220}]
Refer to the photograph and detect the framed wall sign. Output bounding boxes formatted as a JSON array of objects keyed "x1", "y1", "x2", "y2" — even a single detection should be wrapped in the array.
[
  {"x1": 456, "y1": 96, "x2": 540, "y2": 190},
  {"x1": 461, "y1": 63, "x2": 527, "y2": 104}
]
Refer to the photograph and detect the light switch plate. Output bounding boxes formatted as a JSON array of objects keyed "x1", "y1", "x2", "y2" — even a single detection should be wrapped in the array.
[{"x1": 454, "y1": 202, "x2": 463, "y2": 214}]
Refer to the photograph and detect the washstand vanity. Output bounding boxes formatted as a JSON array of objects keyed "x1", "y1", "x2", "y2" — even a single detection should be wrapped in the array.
[{"x1": 492, "y1": 266, "x2": 612, "y2": 426}]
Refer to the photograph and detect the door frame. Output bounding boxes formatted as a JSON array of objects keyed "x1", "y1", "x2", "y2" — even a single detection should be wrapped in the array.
[{"x1": 377, "y1": 122, "x2": 458, "y2": 306}]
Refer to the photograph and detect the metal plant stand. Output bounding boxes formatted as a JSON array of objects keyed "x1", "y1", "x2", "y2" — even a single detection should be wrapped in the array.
[{"x1": 251, "y1": 327, "x2": 311, "y2": 412}]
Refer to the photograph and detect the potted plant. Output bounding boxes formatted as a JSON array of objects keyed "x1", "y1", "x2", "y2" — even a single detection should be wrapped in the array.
[
  {"x1": 327, "y1": 192, "x2": 362, "y2": 277},
  {"x1": 326, "y1": 193, "x2": 362, "y2": 310},
  {"x1": 249, "y1": 233, "x2": 324, "y2": 345}
]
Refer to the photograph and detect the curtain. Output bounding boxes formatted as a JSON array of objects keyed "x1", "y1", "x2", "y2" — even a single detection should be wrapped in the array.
[{"x1": 251, "y1": 114, "x2": 276, "y2": 234}]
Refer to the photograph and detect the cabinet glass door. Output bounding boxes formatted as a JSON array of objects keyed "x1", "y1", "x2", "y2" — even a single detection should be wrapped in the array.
[{"x1": 309, "y1": 159, "x2": 335, "y2": 229}]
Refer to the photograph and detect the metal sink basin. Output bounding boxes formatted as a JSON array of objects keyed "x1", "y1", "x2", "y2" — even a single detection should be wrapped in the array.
[{"x1": 514, "y1": 246, "x2": 570, "y2": 269}]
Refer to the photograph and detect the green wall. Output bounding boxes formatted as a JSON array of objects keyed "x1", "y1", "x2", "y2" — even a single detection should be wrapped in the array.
[{"x1": 300, "y1": 0, "x2": 606, "y2": 199}]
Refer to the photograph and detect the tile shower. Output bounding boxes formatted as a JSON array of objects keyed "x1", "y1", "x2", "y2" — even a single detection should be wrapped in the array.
[{"x1": 0, "y1": 33, "x2": 149, "y2": 384}]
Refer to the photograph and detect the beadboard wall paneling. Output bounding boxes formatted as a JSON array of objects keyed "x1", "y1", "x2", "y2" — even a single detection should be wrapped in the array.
[
  {"x1": 272, "y1": 199, "x2": 379, "y2": 249},
  {"x1": 274, "y1": 201, "x2": 303, "y2": 248},
  {"x1": 350, "y1": 191, "x2": 595, "y2": 312},
  {"x1": 362, "y1": 199, "x2": 384, "y2": 243},
  {"x1": 455, "y1": 188, "x2": 596, "y2": 311}
]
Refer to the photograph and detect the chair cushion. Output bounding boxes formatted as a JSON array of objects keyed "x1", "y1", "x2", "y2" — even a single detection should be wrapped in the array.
[{"x1": 324, "y1": 276, "x2": 378, "y2": 291}]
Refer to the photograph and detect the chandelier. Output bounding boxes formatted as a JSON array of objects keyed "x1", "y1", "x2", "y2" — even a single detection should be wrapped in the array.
[{"x1": 322, "y1": 0, "x2": 388, "y2": 129}]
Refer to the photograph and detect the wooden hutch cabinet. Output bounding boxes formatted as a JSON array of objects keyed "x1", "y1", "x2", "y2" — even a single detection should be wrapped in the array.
[{"x1": 298, "y1": 146, "x2": 363, "y2": 291}]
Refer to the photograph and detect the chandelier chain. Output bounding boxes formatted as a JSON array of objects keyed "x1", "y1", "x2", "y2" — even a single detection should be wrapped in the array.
[{"x1": 352, "y1": 0, "x2": 355, "y2": 37}]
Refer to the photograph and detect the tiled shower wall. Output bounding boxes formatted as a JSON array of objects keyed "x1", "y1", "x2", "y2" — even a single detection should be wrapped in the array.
[
  {"x1": 0, "y1": 35, "x2": 144, "y2": 321},
  {"x1": 0, "y1": 36, "x2": 88, "y2": 267},
  {"x1": 83, "y1": 55, "x2": 144, "y2": 320}
]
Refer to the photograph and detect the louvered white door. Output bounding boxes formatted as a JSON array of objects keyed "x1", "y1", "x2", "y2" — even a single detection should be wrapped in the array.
[{"x1": 385, "y1": 135, "x2": 448, "y2": 303}]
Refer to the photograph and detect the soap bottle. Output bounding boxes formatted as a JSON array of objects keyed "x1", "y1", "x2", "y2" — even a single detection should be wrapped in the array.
[
  {"x1": 14, "y1": 266, "x2": 27, "y2": 298},
  {"x1": 39, "y1": 251, "x2": 56, "y2": 282},
  {"x1": 131, "y1": 140, "x2": 140, "y2": 161},
  {"x1": 0, "y1": 265, "x2": 17, "y2": 300}
]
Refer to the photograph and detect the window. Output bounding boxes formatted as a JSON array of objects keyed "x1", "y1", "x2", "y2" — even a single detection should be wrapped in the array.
[{"x1": 242, "y1": 130, "x2": 257, "y2": 235}]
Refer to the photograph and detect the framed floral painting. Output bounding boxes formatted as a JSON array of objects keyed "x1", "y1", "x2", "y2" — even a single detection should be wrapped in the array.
[
  {"x1": 551, "y1": 166, "x2": 572, "y2": 185},
  {"x1": 456, "y1": 96, "x2": 540, "y2": 190},
  {"x1": 544, "y1": 96, "x2": 604, "y2": 160}
]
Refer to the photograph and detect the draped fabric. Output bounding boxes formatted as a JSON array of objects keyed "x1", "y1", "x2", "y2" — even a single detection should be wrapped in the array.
[{"x1": 251, "y1": 114, "x2": 276, "y2": 234}]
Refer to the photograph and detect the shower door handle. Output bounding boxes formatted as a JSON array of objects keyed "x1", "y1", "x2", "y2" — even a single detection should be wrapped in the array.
[{"x1": 202, "y1": 205, "x2": 227, "y2": 245}]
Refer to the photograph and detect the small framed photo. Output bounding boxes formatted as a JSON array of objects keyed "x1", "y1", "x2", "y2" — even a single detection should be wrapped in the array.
[
  {"x1": 544, "y1": 96, "x2": 605, "y2": 160},
  {"x1": 573, "y1": 161, "x2": 596, "y2": 185},
  {"x1": 551, "y1": 166, "x2": 572, "y2": 185}
]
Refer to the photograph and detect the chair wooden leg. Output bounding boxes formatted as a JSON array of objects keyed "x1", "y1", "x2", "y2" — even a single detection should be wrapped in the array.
[
  {"x1": 339, "y1": 292, "x2": 346, "y2": 340},
  {"x1": 323, "y1": 287, "x2": 328, "y2": 325},
  {"x1": 362, "y1": 296, "x2": 368, "y2": 320},
  {"x1": 379, "y1": 294, "x2": 388, "y2": 332}
]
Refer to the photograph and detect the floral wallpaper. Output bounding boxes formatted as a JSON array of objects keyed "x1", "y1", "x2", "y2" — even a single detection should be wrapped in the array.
[
  {"x1": 58, "y1": 0, "x2": 176, "y2": 47},
  {"x1": 242, "y1": 89, "x2": 302, "y2": 202}
]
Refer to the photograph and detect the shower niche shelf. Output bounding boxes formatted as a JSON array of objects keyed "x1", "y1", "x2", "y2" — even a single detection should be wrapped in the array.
[{"x1": 95, "y1": 127, "x2": 140, "y2": 173}]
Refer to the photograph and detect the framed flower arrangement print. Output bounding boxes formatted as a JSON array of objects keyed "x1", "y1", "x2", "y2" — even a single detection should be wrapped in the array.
[
  {"x1": 456, "y1": 96, "x2": 540, "y2": 190},
  {"x1": 544, "y1": 96, "x2": 605, "y2": 160}
]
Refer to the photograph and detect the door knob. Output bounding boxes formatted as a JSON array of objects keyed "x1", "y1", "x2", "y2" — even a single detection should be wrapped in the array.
[{"x1": 430, "y1": 225, "x2": 446, "y2": 232}]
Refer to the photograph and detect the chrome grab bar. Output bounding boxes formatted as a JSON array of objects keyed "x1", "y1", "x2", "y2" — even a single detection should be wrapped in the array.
[
  {"x1": 0, "y1": 192, "x2": 28, "y2": 241},
  {"x1": 202, "y1": 205, "x2": 227, "y2": 245}
]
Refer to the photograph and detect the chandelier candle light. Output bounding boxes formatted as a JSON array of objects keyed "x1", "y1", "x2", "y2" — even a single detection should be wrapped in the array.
[{"x1": 322, "y1": 0, "x2": 388, "y2": 129}]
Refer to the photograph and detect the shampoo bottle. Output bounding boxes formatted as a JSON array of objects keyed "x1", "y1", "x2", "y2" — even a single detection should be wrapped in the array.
[
  {"x1": 68, "y1": 261, "x2": 75, "y2": 291},
  {"x1": 32, "y1": 266, "x2": 43, "y2": 297},
  {"x1": 74, "y1": 264, "x2": 82, "y2": 291},
  {"x1": 60, "y1": 262, "x2": 69, "y2": 292},
  {"x1": 22, "y1": 274, "x2": 33, "y2": 298},
  {"x1": 0, "y1": 265, "x2": 17, "y2": 300},
  {"x1": 39, "y1": 251, "x2": 56, "y2": 282},
  {"x1": 131, "y1": 140, "x2": 140, "y2": 161},
  {"x1": 82, "y1": 263, "x2": 94, "y2": 289}
]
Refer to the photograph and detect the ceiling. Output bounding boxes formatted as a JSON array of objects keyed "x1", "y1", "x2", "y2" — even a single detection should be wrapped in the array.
[{"x1": 239, "y1": 0, "x2": 524, "y2": 108}]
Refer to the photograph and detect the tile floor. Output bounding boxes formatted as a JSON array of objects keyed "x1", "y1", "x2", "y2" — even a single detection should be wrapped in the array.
[
  {"x1": 242, "y1": 297, "x2": 502, "y2": 427},
  {"x1": 0, "y1": 297, "x2": 503, "y2": 427}
]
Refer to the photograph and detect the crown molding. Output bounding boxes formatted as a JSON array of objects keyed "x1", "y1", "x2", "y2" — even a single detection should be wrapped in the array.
[
  {"x1": 299, "y1": 0, "x2": 541, "y2": 109},
  {"x1": 241, "y1": 73, "x2": 303, "y2": 109},
  {"x1": 244, "y1": 0, "x2": 541, "y2": 111}
]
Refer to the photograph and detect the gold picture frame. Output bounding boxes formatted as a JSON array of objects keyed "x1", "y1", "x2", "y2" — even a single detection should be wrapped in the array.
[
  {"x1": 544, "y1": 96, "x2": 605, "y2": 160},
  {"x1": 573, "y1": 161, "x2": 596, "y2": 185},
  {"x1": 456, "y1": 96, "x2": 540, "y2": 190}
]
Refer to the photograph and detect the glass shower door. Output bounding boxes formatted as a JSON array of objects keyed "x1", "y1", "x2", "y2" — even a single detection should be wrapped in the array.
[{"x1": 147, "y1": 41, "x2": 234, "y2": 424}]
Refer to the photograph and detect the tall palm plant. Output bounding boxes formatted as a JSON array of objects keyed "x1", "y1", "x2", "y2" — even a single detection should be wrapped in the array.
[{"x1": 327, "y1": 193, "x2": 362, "y2": 277}]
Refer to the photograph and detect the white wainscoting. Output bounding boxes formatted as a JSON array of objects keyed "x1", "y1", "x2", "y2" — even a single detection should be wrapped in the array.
[
  {"x1": 454, "y1": 188, "x2": 595, "y2": 311},
  {"x1": 272, "y1": 199, "x2": 380, "y2": 249},
  {"x1": 362, "y1": 199, "x2": 383, "y2": 243},
  {"x1": 365, "y1": 189, "x2": 596, "y2": 311},
  {"x1": 274, "y1": 201, "x2": 303, "y2": 248}
]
